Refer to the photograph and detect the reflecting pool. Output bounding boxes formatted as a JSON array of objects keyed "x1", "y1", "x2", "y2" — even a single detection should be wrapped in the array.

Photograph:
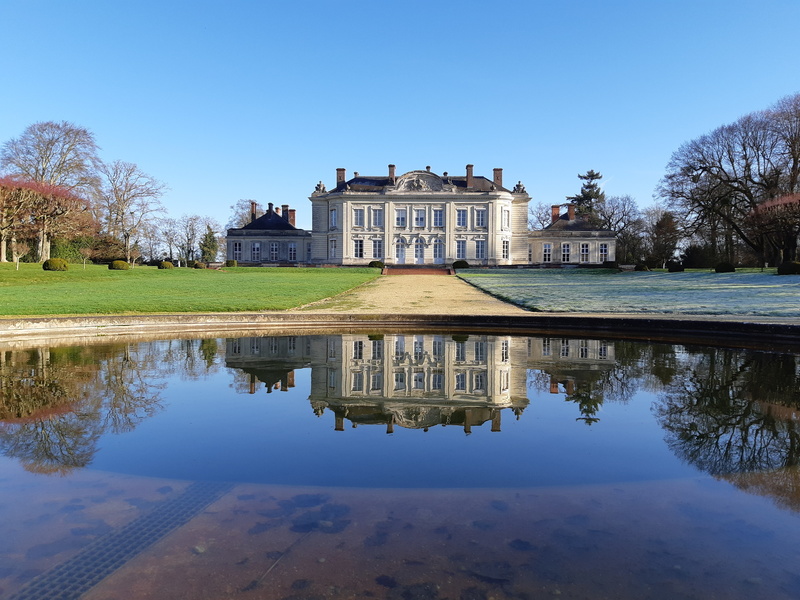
[{"x1": 1, "y1": 332, "x2": 799, "y2": 599}]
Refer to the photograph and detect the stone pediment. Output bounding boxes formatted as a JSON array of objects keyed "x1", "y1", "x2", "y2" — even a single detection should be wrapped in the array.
[{"x1": 395, "y1": 171, "x2": 449, "y2": 193}]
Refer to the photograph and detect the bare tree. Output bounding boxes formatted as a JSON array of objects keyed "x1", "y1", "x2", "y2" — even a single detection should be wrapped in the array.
[
  {"x1": 177, "y1": 214, "x2": 205, "y2": 262},
  {"x1": 158, "y1": 217, "x2": 180, "y2": 262},
  {"x1": 596, "y1": 195, "x2": 646, "y2": 264},
  {"x1": 95, "y1": 160, "x2": 166, "y2": 263},
  {"x1": 226, "y1": 199, "x2": 263, "y2": 229},
  {"x1": 527, "y1": 201, "x2": 553, "y2": 230},
  {"x1": 0, "y1": 121, "x2": 99, "y2": 193}
]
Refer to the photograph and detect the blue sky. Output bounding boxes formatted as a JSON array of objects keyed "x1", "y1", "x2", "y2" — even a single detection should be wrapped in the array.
[{"x1": 2, "y1": 0, "x2": 799, "y2": 230}]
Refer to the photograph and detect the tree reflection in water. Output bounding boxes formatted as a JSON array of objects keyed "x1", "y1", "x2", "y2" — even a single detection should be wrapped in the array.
[{"x1": 0, "y1": 342, "x2": 168, "y2": 474}]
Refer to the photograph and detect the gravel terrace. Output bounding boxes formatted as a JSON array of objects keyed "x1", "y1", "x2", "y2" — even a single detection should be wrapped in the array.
[{"x1": 293, "y1": 274, "x2": 528, "y2": 315}]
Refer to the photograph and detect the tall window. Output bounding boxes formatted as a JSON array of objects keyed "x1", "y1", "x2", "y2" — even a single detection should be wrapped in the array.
[
  {"x1": 433, "y1": 239, "x2": 444, "y2": 260},
  {"x1": 455, "y1": 372, "x2": 466, "y2": 391},
  {"x1": 372, "y1": 239, "x2": 383, "y2": 259},
  {"x1": 354, "y1": 239, "x2": 364, "y2": 258},
  {"x1": 474, "y1": 341, "x2": 486, "y2": 362},
  {"x1": 413, "y1": 336, "x2": 424, "y2": 360},
  {"x1": 371, "y1": 339, "x2": 383, "y2": 360},
  {"x1": 288, "y1": 242, "x2": 297, "y2": 261},
  {"x1": 579, "y1": 339, "x2": 589, "y2": 359},
  {"x1": 232, "y1": 241, "x2": 242, "y2": 261},
  {"x1": 473, "y1": 372, "x2": 486, "y2": 392},
  {"x1": 394, "y1": 337, "x2": 405, "y2": 360},
  {"x1": 413, "y1": 371, "x2": 425, "y2": 389},
  {"x1": 475, "y1": 240, "x2": 486, "y2": 260},
  {"x1": 353, "y1": 340, "x2": 363, "y2": 359},
  {"x1": 475, "y1": 209, "x2": 487, "y2": 228},
  {"x1": 414, "y1": 209, "x2": 425, "y2": 228},
  {"x1": 431, "y1": 370, "x2": 443, "y2": 390},
  {"x1": 352, "y1": 372, "x2": 364, "y2": 392},
  {"x1": 561, "y1": 242, "x2": 570, "y2": 263},
  {"x1": 433, "y1": 209, "x2": 444, "y2": 227},
  {"x1": 373, "y1": 208, "x2": 384, "y2": 228},
  {"x1": 371, "y1": 372, "x2": 383, "y2": 391},
  {"x1": 330, "y1": 208, "x2": 337, "y2": 228},
  {"x1": 251, "y1": 242, "x2": 261, "y2": 261},
  {"x1": 501, "y1": 340, "x2": 509, "y2": 362},
  {"x1": 580, "y1": 242, "x2": 589, "y2": 263},
  {"x1": 432, "y1": 337, "x2": 444, "y2": 359},
  {"x1": 543, "y1": 243, "x2": 552, "y2": 262},
  {"x1": 455, "y1": 341, "x2": 466, "y2": 362},
  {"x1": 561, "y1": 338, "x2": 570, "y2": 357},
  {"x1": 414, "y1": 240, "x2": 424, "y2": 261},
  {"x1": 502, "y1": 240, "x2": 510, "y2": 259},
  {"x1": 269, "y1": 242, "x2": 279, "y2": 261},
  {"x1": 329, "y1": 239, "x2": 337, "y2": 259},
  {"x1": 542, "y1": 338, "x2": 551, "y2": 356},
  {"x1": 456, "y1": 209, "x2": 468, "y2": 227},
  {"x1": 394, "y1": 372, "x2": 406, "y2": 390},
  {"x1": 456, "y1": 239, "x2": 466, "y2": 259},
  {"x1": 395, "y1": 209, "x2": 407, "y2": 228},
  {"x1": 353, "y1": 208, "x2": 365, "y2": 227},
  {"x1": 600, "y1": 243, "x2": 609, "y2": 262}
]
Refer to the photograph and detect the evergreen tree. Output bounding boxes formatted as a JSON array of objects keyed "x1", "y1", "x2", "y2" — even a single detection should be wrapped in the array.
[
  {"x1": 199, "y1": 224, "x2": 219, "y2": 263},
  {"x1": 567, "y1": 170, "x2": 606, "y2": 216}
]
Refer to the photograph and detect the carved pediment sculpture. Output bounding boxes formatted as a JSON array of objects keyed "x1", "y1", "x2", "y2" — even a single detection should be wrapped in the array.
[{"x1": 396, "y1": 171, "x2": 445, "y2": 192}]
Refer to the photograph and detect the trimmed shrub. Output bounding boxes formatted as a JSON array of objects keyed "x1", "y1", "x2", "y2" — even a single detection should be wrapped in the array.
[
  {"x1": 634, "y1": 264, "x2": 649, "y2": 271},
  {"x1": 452, "y1": 260, "x2": 470, "y2": 269},
  {"x1": 193, "y1": 261, "x2": 206, "y2": 269},
  {"x1": 715, "y1": 262, "x2": 736, "y2": 273},
  {"x1": 666, "y1": 261, "x2": 684, "y2": 272},
  {"x1": 225, "y1": 259, "x2": 238, "y2": 267},
  {"x1": 109, "y1": 260, "x2": 130, "y2": 270},
  {"x1": 42, "y1": 258, "x2": 69, "y2": 271},
  {"x1": 777, "y1": 261, "x2": 800, "y2": 275},
  {"x1": 602, "y1": 260, "x2": 619, "y2": 269},
  {"x1": 368, "y1": 260, "x2": 385, "y2": 269},
  {"x1": 158, "y1": 261, "x2": 174, "y2": 269}
]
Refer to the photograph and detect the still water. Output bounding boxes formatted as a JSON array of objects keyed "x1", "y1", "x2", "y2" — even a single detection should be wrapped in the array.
[{"x1": 0, "y1": 332, "x2": 799, "y2": 599}]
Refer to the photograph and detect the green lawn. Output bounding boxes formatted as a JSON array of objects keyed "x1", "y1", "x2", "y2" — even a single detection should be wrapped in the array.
[
  {"x1": 458, "y1": 268, "x2": 800, "y2": 317},
  {"x1": 0, "y1": 263, "x2": 381, "y2": 316}
]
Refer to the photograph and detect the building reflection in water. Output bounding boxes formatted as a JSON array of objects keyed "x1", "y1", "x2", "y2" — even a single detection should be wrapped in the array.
[{"x1": 225, "y1": 334, "x2": 619, "y2": 433}]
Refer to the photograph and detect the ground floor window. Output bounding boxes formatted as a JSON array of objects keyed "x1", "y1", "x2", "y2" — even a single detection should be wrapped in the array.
[
  {"x1": 269, "y1": 242, "x2": 279, "y2": 261},
  {"x1": 372, "y1": 239, "x2": 383, "y2": 259},
  {"x1": 288, "y1": 242, "x2": 297, "y2": 261},
  {"x1": 475, "y1": 240, "x2": 486, "y2": 260},
  {"x1": 433, "y1": 239, "x2": 444, "y2": 260},
  {"x1": 543, "y1": 243, "x2": 552, "y2": 262},
  {"x1": 354, "y1": 238, "x2": 364, "y2": 258},
  {"x1": 232, "y1": 241, "x2": 242, "y2": 261},
  {"x1": 456, "y1": 240, "x2": 466, "y2": 260},
  {"x1": 600, "y1": 243, "x2": 609, "y2": 262},
  {"x1": 580, "y1": 242, "x2": 589, "y2": 263},
  {"x1": 455, "y1": 372, "x2": 466, "y2": 391},
  {"x1": 414, "y1": 240, "x2": 424, "y2": 261},
  {"x1": 251, "y1": 242, "x2": 261, "y2": 262},
  {"x1": 352, "y1": 371, "x2": 364, "y2": 392},
  {"x1": 561, "y1": 243, "x2": 570, "y2": 263},
  {"x1": 371, "y1": 372, "x2": 383, "y2": 391},
  {"x1": 502, "y1": 240, "x2": 510, "y2": 259},
  {"x1": 329, "y1": 239, "x2": 337, "y2": 259}
]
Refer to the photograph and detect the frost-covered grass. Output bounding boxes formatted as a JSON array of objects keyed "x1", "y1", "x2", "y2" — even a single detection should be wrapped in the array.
[{"x1": 458, "y1": 268, "x2": 800, "y2": 317}]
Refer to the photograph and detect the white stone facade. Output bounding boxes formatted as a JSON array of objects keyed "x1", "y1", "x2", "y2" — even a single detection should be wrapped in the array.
[{"x1": 309, "y1": 165, "x2": 531, "y2": 266}]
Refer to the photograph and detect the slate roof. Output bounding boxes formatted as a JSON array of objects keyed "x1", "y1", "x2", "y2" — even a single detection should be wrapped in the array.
[
  {"x1": 241, "y1": 210, "x2": 299, "y2": 231},
  {"x1": 331, "y1": 174, "x2": 507, "y2": 193},
  {"x1": 544, "y1": 213, "x2": 615, "y2": 233}
]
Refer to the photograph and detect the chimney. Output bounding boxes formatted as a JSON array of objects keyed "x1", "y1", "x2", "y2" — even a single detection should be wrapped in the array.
[
  {"x1": 336, "y1": 168, "x2": 346, "y2": 184},
  {"x1": 493, "y1": 168, "x2": 503, "y2": 188},
  {"x1": 466, "y1": 164, "x2": 474, "y2": 189},
  {"x1": 388, "y1": 164, "x2": 396, "y2": 182},
  {"x1": 250, "y1": 200, "x2": 257, "y2": 223},
  {"x1": 268, "y1": 202, "x2": 274, "y2": 214},
  {"x1": 288, "y1": 209, "x2": 296, "y2": 226},
  {"x1": 551, "y1": 205, "x2": 560, "y2": 224},
  {"x1": 568, "y1": 204, "x2": 576, "y2": 221},
  {"x1": 282, "y1": 204, "x2": 289, "y2": 221}
]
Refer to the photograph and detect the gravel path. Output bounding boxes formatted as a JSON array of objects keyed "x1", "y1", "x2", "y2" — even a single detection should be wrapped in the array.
[{"x1": 293, "y1": 274, "x2": 529, "y2": 315}]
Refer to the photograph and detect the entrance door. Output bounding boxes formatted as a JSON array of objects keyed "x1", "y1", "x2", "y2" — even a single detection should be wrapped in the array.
[
  {"x1": 395, "y1": 241, "x2": 405, "y2": 265},
  {"x1": 414, "y1": 240, "x2": 425, "y2": 264}
]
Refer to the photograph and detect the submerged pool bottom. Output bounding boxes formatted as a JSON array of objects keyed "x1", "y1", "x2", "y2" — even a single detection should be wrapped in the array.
[{"x1": 3, "y1": 461, "x2": 799, "y2": 600}]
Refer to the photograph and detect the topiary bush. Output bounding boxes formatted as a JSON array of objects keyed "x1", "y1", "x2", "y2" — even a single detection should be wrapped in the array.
[
  {"x1": 225, "y1": 259, "x2": 238, "y2": 267},
  {"x1": 666, "y1": 261, "x2": 684, "y2": 272},
  {"x1": 193, "y1": 261, "x2": 206, "y2": 269},
  {"x1": 42, "y1": 258, "x2": 69, "y2": 271},
  {"x1": 109, "y1": 260, "x2": 130, "y2": 270},
  {"x1": 158, "y1": 261, "x2": 174, "y2": 269},
  {"x1": 368, "y1": 260, "x2": 385, "y2": 269},
  {"x1": 715, "y1": 262, "x2": 736, "y2": 273},
  {"x1": 634, "y1": 264, "x2": 649, "y2": 271},
  {"x1": 777, "y1": 261, "x2": 800, "y2": 275},
  {"x1": 452, "y1": 260, "x2": 470, "y2": 269}
]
